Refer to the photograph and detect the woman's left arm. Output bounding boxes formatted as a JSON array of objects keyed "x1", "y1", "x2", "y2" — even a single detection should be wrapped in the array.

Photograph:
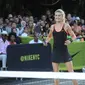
[
  {"x1": 65, "y1": 23, "x2": 76, "y2": 41},
  {"x1": 64, "y1": 23, "x2": 76, "y2": 45}
]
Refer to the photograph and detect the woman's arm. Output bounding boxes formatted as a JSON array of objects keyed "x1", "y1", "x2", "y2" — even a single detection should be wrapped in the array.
[
  {"x1": 64, "y1": 23, "x2": 76, "y2": 45},
  {"x1": 65, "y1": 23, "x2": 76, "y2": 41},
  {"x1": 45, "y1": 25, "x2": 54, "y2": 43}
]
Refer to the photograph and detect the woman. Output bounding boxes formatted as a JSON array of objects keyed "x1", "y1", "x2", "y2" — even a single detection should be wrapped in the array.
[
  {"x1": 8, "y1": 32, "x2": 17, "y2": 45},
  {"x1": 44, "y1": 9, "x2": 78, "y2": 85}
]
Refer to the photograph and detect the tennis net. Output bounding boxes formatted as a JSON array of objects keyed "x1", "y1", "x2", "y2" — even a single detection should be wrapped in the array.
[{"x1": 0, "y1": 71, "x2": 85, "y2": 85}]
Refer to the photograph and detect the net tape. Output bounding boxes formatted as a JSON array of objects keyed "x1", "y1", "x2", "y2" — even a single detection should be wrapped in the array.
[{"x1": 0, "y1": 71, "x2": 85, "y2": 80}]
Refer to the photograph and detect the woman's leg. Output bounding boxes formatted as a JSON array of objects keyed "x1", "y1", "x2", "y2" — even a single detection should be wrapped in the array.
[
  {"x1": 65, "y1": 61, "x2": 78, "y2": 85},
  {"x1": 52, "y1": 62, "x2": 59, "y2": 85}
]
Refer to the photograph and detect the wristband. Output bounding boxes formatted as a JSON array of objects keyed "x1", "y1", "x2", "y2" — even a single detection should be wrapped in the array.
[{"x1": 69, "y1": 38, "x2": 73, "y2": 42}]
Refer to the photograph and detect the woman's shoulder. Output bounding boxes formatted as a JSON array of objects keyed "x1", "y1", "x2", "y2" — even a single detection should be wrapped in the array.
[
  {"x1": 50, "y1": 24, "x2": 55, "y2": 31},
  {"x1": 63, "y1": 23, "x2": 71, "y2": 33},
  {"x1": 64, "y1": 23, "x2": 71, "y2": 30},
  {"x1": 64, "y1": 22, "x2": 70, "y2": 27}
]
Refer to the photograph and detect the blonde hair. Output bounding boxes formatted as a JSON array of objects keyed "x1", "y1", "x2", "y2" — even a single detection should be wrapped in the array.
[{"x1": 55, "y1": 9, "x2": 65, "y2": 23}]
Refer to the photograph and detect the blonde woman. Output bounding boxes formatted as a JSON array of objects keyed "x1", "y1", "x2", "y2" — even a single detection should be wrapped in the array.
[{"x1": 44, "y1": 9, "x2": 78, "y2": 85}]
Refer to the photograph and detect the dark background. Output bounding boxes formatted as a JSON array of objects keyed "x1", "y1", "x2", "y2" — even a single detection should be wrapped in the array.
[{"x1": 0, "y1": 0, "x2": 85, "y2": 18}]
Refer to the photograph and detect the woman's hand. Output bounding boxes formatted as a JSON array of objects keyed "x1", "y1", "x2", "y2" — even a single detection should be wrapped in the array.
[
  {"x1": 64, "y1": 40, "x2": 71, "y2": 45},
  {"x1": 43, "y1": 41, "x2": 48, "y2": 46}
]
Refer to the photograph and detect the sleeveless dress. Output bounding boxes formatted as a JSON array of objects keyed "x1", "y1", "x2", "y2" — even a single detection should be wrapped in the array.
[{"x1": 52, "y1": 25, "x2": 72, "y2": 63}]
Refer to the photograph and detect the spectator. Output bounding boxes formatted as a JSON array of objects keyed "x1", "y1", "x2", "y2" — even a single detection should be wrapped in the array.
[
  {"x1": 5, "y1": 21, "x2": 12, "y2": 34},
  {"x1": 41, "y1": 20, "x2": 49, "y2": 36},
  {"x1": 41, "y1": 15, "x2": 47, "y2": 24},
  {"x1": 21, "y1": 20, "x2": 26, "y2": 28},
  {"x1": 21, "y1": 27, "x2": 28, "y2": 37},
  {"x1": 34, "y1": 20, "x2": 48, "y2": 36},
  {"x1": 28, "y1": 21, "x2": 35, "y2": 35},
  {"x1": 66, "y1": 13, "x2": 73, "y2": 25},
  {"x1": 45, "y1": 9, "x2": 54, "y2": 25},
  {"x1": 17, "y1": 24, "x2": 24, "y2": 36},
  {"x1": 5, "y1": 19, "x2": 9, "y2": 25},
  {"x1": 0, "y1": 31, "x2": 9, "y2": 70},
  {"x1": 11, "y1": 28, "x2": 22, "y2": 44},
  {"x1": 34, "y1": 21, "x2": 42, "y2": 36},
  {"x1": 8, "y1": 32, "x2": 17, "y2": 45},
  {"x1": 80, "y1": 19, "x2": 85, "y2": 30},
  {"x1": 29, "y1": 33, "x2": 43, "y2": 44},
  {"x1": 14, "y1": 17, "x2": 20, "y2": 24},
  {"x1": 8, "y1": 14, "x2": 13, "y2": 19},
  {"x1": 16, "y1": 36, "x2": 22, "y2": 44},
  {"x1": 25, "y1": 16, "x2": 29, "y2": 24},
  {"x1": 81, "y1": 30, "x2": 85, "y2": 41},
  {"x1": 71, "y1": 20, "x2": 82, "y2": 37},
  {"x1": 11, "y1": 22, "x2": 19, "y2": 36},
  {"x1": 29, "y1": 16, "x2": 36, "y2": 26}
]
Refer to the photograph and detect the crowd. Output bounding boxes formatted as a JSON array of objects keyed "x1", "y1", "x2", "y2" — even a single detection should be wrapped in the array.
[
  {"x1": 0, "y1": 9, "x2": 85, "y2": 41},
  {"x1": 0, "y1": 9, "x2": 85, "y2": 70}
]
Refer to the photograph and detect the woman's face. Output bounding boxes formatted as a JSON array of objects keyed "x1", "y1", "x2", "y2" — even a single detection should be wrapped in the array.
[
  {"x1": 12, "y1": 23, "x2": 16, "y2": 28},
  {"x1": 25, "y1": 17, "x2": 29, "y2": 23},
  {"x1": 29, "y1": 21, "x2": 33, "y2": 27},
  {"x1": 54, "y1": 12, "x2": 63, "y2": 23},
  {"x1": 10, "y1": 35, "x2": 15, "y2": 41},
  {"x1": 29, "y1": 16, "x2": 34, "y2": 22}
]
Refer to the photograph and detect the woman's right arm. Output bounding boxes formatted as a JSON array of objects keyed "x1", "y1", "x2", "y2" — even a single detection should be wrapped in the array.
[{"x1": 45, "y1": 25, "x2": 54, "y2": 43}]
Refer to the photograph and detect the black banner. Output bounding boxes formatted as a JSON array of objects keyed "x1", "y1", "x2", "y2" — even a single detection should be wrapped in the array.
[{"x1": 7, "y1": 43, "x2": 52, "y2": 71}]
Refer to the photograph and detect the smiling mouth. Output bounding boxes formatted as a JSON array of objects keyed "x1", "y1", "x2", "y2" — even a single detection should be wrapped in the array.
[{"x1": 56, "y1": 19, "x2": 60, "y2": 20}]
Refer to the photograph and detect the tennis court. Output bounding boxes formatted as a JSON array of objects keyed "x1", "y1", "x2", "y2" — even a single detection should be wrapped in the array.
[{"x1": 0, "y1": 78, "x2": 85, "y2": 85}]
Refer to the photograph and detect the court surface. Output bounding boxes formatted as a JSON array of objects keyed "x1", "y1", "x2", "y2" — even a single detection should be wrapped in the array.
[{"x1": 0, "y1": 78, "x2": 85, "y2": 85}]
